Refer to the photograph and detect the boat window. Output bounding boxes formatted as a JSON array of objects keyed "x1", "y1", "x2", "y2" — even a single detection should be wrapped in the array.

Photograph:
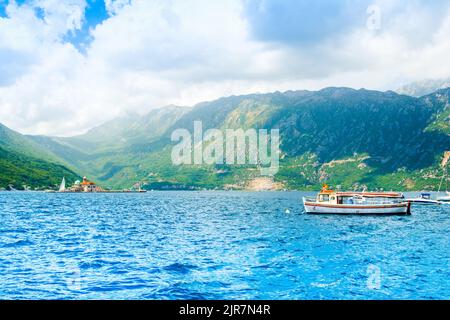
[
  {"x1": 319, "y1": 194, "x2": 330, "y2": 202},
  {"x1": 340, "y1": 197, "x2": 352, "y2": 204}
]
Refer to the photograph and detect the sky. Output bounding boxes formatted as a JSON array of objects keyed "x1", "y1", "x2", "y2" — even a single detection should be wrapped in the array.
[{"x1": 1, "y1": 0, "x2": 450, "y2": 136}]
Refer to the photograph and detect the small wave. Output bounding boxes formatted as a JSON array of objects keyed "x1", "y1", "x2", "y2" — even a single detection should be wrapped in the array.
[
  {"x1": 0, "y1": 228, "x2": 27, "y2": 234},
  {"x1": 311, "y1": 280, "x2": 341, "y2": 288},
  {"x1": 79, "y1": 259, "x2": 119, "y2": 269},
  {"x1": 163, "y1": 262, "x2": 198, "y2": 275},
  {"x1": 155, "y1": 285, "x2": 209, "y2": 300},
  {"x1": 87, "y1": 283, "x2": 150, "y2": 293},
  {"x1": 2, "y1": 239, "x2": 34, "y2": 248}
]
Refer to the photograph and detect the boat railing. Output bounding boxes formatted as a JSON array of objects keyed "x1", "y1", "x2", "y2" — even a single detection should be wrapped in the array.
[{"x1": 353, "y1": 198, "x2": 405, "y2": 205}]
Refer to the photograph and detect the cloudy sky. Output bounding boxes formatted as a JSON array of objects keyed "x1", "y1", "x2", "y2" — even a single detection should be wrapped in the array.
[{"x1": 1, "y1": 0, "x2": 450, "y2": 136}]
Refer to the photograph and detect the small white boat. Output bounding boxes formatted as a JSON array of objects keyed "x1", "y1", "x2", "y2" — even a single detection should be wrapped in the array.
[
  {"x1": 437, "y1": 192, "x2": 450, "y2": 203},
  {"x1": 405, "y1": 193, "x2": 441, "y2": 205},
  {"x1": 303, "y1": 186, "x2": 410, "y2": 215}
]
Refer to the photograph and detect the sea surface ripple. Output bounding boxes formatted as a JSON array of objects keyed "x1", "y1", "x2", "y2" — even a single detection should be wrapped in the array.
[{"x1": 0, "y1": 191, "x2": 448, "y2": 300}]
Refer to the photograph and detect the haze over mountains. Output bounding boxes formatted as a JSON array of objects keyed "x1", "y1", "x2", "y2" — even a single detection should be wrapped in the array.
[
  {"x1": 1, "y1": 86, "x2": 449, "y2": 191},
  {"x1": 397, "y1": 78, "x2": 450, "y2": 97}
]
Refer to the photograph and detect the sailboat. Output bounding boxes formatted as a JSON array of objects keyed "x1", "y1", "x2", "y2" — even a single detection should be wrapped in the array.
[
  {"x1": 437, "y1": 164, "x2": 450, "y2": 203},
  {"x1": 58, "y1": 177, "x2": 66, "y2": 192}
]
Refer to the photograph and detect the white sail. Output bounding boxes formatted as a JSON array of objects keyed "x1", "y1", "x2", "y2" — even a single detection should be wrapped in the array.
[{"x1": 59, "y1": 177, "x2": 66, "y2": 192}]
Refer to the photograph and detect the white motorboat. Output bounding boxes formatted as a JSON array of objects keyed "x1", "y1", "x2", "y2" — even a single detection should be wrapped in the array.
[
  {"x1": 437, "y1": 192, "x2": 450, "y2": 203},
  {"x1": 303, "y1": 186, "x2": 411, "y2": 215},
  {"x1": 405, "y1": 193, "x2": 441, "y2": 205}
]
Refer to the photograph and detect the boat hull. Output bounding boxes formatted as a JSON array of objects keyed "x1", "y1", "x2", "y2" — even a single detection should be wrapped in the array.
[
  {"x1": 303, "y1": 199, "x2": 410, "y2": 215},
  {"x1": 406, "y1": 199, "x2": 441, "y2": 205}
]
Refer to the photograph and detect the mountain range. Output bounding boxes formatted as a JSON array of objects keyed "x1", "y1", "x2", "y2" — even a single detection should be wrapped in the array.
[
  {"x1": 0, "y1": 123, "x2": 78, "y2": 190},
  {"x1": 1, "y1": 87, "x2": 449, "y2": 191}
]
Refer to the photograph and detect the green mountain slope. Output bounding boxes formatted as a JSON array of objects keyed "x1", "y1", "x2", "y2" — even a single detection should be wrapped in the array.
[
  {"x1": 29, "y1": 87, "x2": 450, "y2": 191},
  {"x1": 0, "y1": 124, "x2": 79, "y2": 190},
  {"x1": 58, "y1": 105, "x2": 189, "y2": 153},
  {"x1": 28, "y1": 106, "x2": 189, "y2": 186},
  {"x1": 0, "y1": 123, "x2": 62, "y2": 162},
  {"x1": 422, "y1": 88, "x2": 450, "y2": 135},
  {"x1": 0, "y1": 147, "x2": 79, "y2": 190}
]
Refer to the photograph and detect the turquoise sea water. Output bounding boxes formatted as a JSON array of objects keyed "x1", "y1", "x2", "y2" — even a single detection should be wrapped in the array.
[{"x1": 0, "y1": 191, "x2": 448, "y2": 300}]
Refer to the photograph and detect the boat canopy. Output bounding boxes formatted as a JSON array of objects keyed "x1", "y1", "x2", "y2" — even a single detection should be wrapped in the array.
[
  {"x1": 319, "y1": 185, "x2": 403, "y2": 199},
  {"x1": 333, "y1": 192, "x2": 404, "y2": 198}
]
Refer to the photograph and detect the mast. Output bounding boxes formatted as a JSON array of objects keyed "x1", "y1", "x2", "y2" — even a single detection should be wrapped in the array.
[{"x1": 438, "y1": 163, "x2": 447, "y2": 193}]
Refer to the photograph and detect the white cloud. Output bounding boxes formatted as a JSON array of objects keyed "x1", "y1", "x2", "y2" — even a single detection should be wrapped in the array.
[
  {"x1": 104, "y1": 0, "x2": 131, "y2": 16},
  {"x1": 34, "y1": 0, "x2": 87, "y2": 36},
  {"x1": 0, "y1": 0, "x2": 450, "y2": 136}
]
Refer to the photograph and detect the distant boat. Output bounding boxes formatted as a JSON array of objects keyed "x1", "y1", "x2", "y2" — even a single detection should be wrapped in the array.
[
  {"x1": 303, "y1": 185, "x2": 410, "y2": 215},
  {"x1": 405, "y1": 193, "x2": 441, "y2": 205},
  {"x1": 58, "y1": 177, "x2": 66, "y2": 192},
  {"x1": 437, "y1": 191, "x2": 450, "y2": 203}
]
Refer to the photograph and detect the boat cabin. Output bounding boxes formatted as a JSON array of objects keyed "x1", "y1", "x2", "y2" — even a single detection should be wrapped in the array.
[
  {"x1": 316, "y1": 185, "x2": 404, "y2": 205},
  {"x1": 316, "y1": 189, "x2": 356, "y2": 205}
]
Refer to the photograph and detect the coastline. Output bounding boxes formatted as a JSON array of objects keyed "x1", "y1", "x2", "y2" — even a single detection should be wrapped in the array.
[{"x1": 0, "y1": 189, "x2": 448, "y2": 194}]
